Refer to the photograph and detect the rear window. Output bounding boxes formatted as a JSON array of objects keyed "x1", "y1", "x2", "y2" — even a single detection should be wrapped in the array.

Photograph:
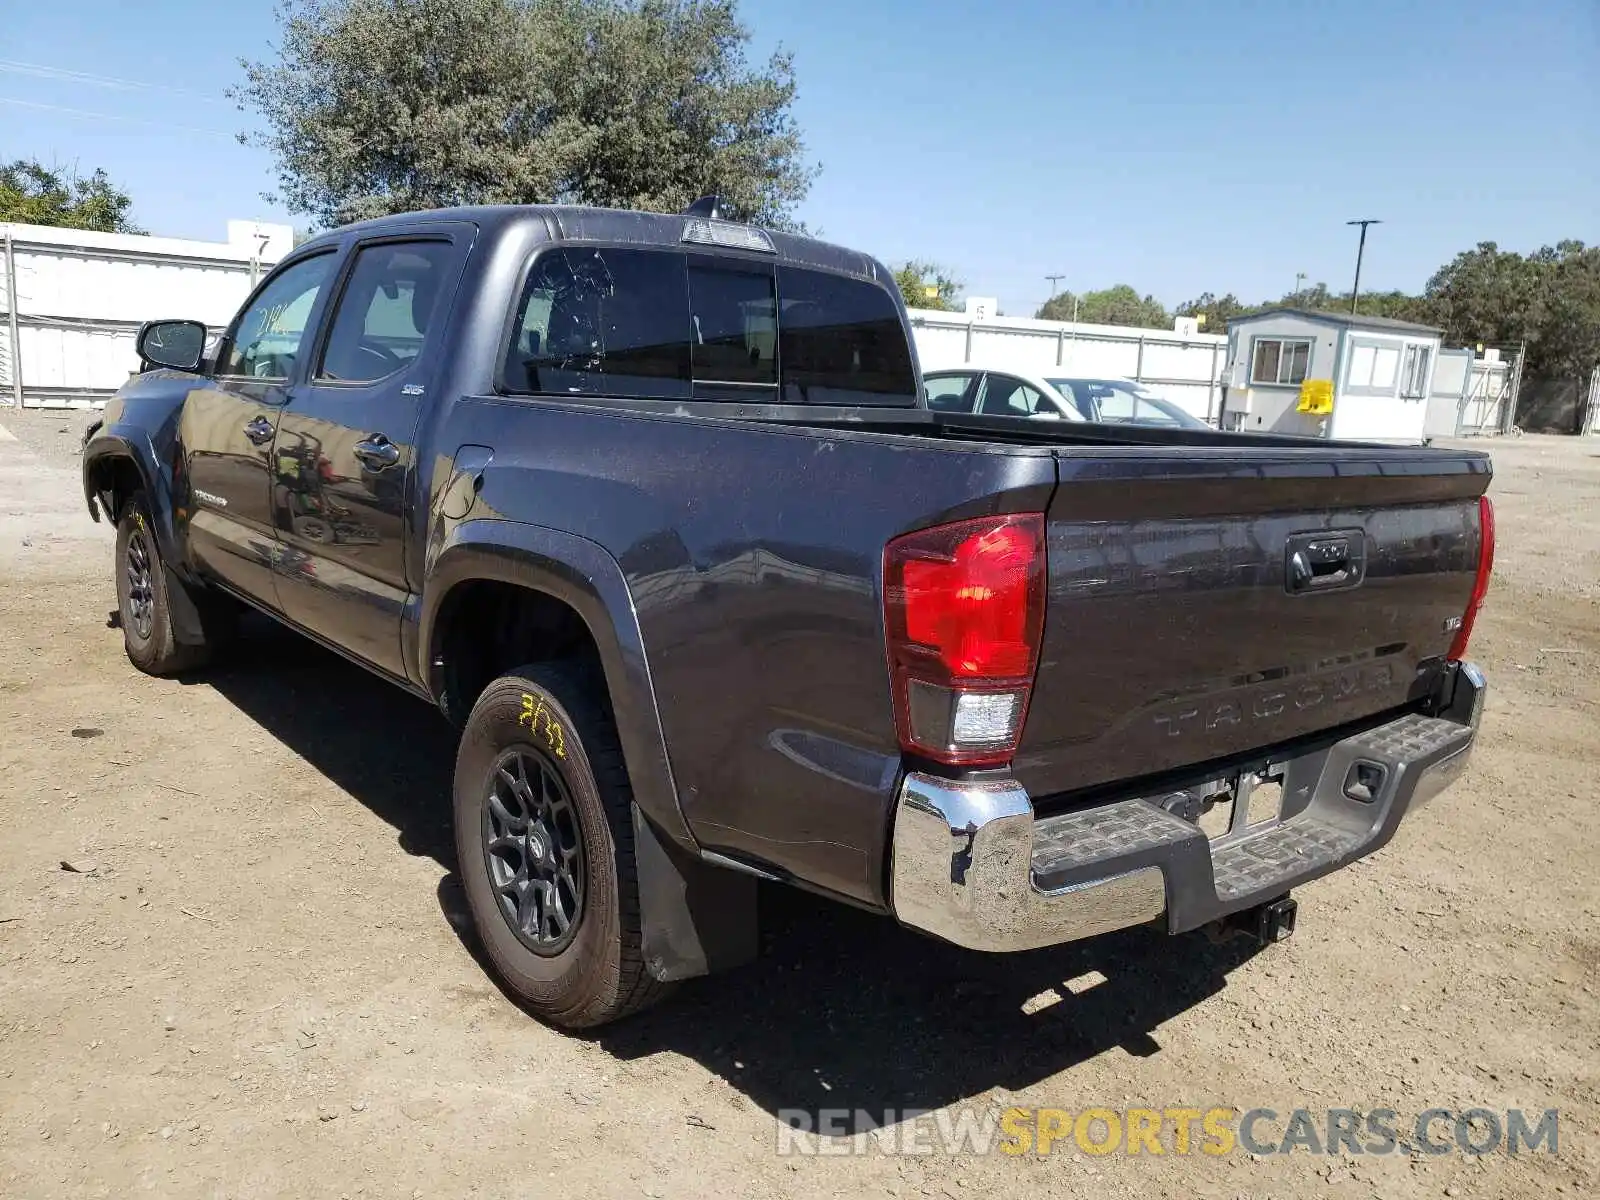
[
  {"x1": 501, "y1": 247, "x2": 914, "y2": 407},
  {"x1": 778, "y1": 267, "x2": 917, "y2": 405},
  {"x1": 504, "y1": 247, "x2": 691, "y2": 399},
  {"x1": 687, "y1": 261, "x2": 778, "y2": 387}
]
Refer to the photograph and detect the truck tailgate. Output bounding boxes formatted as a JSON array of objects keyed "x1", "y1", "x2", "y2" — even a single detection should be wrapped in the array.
[{"x1": 1013, "y1": 445, "x2": 1492, "y2": 800}]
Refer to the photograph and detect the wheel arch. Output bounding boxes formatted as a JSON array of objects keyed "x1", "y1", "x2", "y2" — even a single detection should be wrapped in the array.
[
  {"x1": 420, "y1": 519, "x2": 695, "y2": 855},
  {"x1": 90, "y1": 426, "x2": 229, "y2": 660},
  {"x1": 82, "y1": 426, "x2": 180, "y2": 564},
  {"x1": 425, "y1": 522, "x2": 757, "y2": 984}
]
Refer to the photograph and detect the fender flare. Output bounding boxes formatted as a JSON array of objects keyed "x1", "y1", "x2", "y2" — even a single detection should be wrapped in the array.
[
  {"x1": 419, "y1": 518, "x2": 697, "y2": 854},
  {"x1": 421, "y1": 520, "x2": 759, "y2": 981},
  {"x1": 81, "y1": 425, "x2": 180, "y2": 564}
]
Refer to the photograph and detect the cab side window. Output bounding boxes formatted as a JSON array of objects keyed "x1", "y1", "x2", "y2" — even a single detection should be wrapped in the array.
[
  {"x1": 218, "y1": 253, "x2": 336, "y2": 380},
  {"x1": 317, "y1": 241, "x2": 455, "y2": 384}
]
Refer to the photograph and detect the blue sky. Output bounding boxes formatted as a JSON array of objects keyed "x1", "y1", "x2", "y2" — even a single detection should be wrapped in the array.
[{"x1": 4, "y1": 0, "x2": 1596, "y2": 316}]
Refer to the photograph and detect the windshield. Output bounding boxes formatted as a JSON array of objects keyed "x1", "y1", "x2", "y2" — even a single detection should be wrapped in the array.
[{"x1": 1048, "y1": 379, "x2": 1210, "y2": 430}]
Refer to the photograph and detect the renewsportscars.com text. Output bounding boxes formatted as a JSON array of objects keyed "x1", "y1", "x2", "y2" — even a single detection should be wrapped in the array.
[{"x1": 775, "y1": 1106, "x2": 1560, "y2": 1158}]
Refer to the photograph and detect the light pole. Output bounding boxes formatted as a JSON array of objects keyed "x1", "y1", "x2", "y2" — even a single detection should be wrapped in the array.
[
  {"x1": 1045, "y1": 273, "x2": 1067, "y2": 301},
  {"x1": 1346, "y1": 219, "x2": 1382, "y2": 315},
  {"x1": 1294, "y1": 272, "x2": 1306, "y2": 305}
]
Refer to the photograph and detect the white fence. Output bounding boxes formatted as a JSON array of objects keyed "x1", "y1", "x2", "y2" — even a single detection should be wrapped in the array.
[
  {"x1": 907, "y1": 308, "x2": 1229, "y2": 423},
  {"x1": 0, "y1": 220, "x2": 290, "y2": 409}
]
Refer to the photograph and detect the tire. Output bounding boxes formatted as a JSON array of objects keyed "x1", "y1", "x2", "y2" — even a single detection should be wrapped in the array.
[
  {"x1": 453, "y1": 662, "x2": 671, "y2": 1029},
  {"x1": 114, "y1": 492, "x2": 232, "y2": 676}
]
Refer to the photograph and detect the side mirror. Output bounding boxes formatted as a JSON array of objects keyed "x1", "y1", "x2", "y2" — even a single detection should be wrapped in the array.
[{"x1": 136, "y1": 319, "x2": 208, "y2": 372}]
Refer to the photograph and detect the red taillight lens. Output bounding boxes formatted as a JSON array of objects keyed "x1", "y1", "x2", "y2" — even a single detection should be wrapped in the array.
[
  {"x1": 1448, "y1": 494, "x2": 1494, "y2": 662},
  {"x1": 884, "y1": 514, "x2": 1046, "y2": 766}
]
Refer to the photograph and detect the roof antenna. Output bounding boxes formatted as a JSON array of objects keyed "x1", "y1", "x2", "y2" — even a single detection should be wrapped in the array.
[{"x1": 683, "y1": 195, "x2": 730, "y2": 220}]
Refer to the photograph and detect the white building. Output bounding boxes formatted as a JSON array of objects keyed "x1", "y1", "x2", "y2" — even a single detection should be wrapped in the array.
[{"x1": 1221, "y1": 308, "x2": 1444, "y2": 442}]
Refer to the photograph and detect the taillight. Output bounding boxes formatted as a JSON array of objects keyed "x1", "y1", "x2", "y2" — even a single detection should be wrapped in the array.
[
  {"x1": 883, "y1": 513, "x2": 1046, "y2": 766},
  {"x1": 1447, "y1": 494, "x2": 1494, "y2": 662}
]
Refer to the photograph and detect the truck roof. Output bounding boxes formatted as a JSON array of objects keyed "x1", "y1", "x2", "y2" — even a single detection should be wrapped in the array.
[{"x1": 306, "y1": 204, "x2": 891, "y2": 285}]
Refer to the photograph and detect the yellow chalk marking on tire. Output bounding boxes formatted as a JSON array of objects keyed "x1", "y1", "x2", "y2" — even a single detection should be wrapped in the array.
[{"x1": 518, "y1": 692, "x2": 568, "y2": 759}]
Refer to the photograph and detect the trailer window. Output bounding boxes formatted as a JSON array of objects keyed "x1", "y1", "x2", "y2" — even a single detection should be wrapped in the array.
[
  {"x1": 1250, "y1": 337, "x2": 1312, "y2": 386},
  {"x1": 1400, "y1": 344, "x2": 1432, "y2": 398}
]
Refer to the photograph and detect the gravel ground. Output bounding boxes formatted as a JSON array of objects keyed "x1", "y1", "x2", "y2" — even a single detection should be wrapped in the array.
[
  {"x1": 0, "y1": 406, "x2": 100, "y2": 472},
  {"x1": 0, "y1": 418, "x2": 1595, "y2": 1199}
]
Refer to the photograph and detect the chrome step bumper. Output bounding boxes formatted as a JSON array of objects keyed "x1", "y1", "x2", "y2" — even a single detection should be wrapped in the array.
[{"x1": 889, "y1": 662, "x2": 1485, "y2": 952}]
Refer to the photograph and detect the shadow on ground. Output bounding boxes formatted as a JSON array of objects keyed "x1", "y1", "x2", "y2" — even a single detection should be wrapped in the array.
[
  {"x1": 598, "y1": 890, "x2": 1262, "y2": 1122},
  {"x1": 195, "y1": 616, "x2": 1265, "y2": 1119},
  {"x1": 194, "y1": 613, "x2": 458, "y2": 863}
]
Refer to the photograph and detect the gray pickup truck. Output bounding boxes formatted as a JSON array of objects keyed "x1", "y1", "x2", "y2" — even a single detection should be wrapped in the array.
[{"x1": 82, "y1": 202, "x2": 1492, "y2": 1028}]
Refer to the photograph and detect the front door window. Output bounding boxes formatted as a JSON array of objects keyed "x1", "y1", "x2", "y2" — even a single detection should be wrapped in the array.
[{"x1": 217, "y1": 254, "x2": 336, "y2": 381}]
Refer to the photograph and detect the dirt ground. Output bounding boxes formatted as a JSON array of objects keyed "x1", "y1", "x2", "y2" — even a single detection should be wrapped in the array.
[{"x1": 1, "y1": 414, "x2": 1595, "y2": 1199}]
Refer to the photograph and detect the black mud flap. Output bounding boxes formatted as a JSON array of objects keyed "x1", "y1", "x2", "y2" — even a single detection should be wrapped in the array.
[
  {"x1": 163, "y1": 565, "x2": 211, "y2": 646},
  {"x1": 632, "y1": 804, "x2": 758, "y2": 982}
]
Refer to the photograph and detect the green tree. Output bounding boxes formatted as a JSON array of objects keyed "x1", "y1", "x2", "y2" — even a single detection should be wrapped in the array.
[
  {"x1": 1533, "y1": 241, "x2": 1600, "y2": 377},
  {"x1": 894, "y1": 260, "x2": 961, "y2": 311},
  {"x1": 1280, "y1": 281, "x2": 1435, "y2": 325},
  {"x1": 1290, "y1": 281, "x2": 1338, "y2": 313},
  {"x1": 0, "y1": 158, "x2": 142, "y2": 233},
  {"x1": 1424, "y1": 241, "x2": 1600, "y2": 376},
  {"x1": 1424, "y1": 243, "x2": 1541, "y2": 350},
  {"x1": 1355, "y1": 290, "x2": 1436, "y2": 324},
  {"x1": 1036, "y1": 290, "x2": 1078, "y2": 322},
  {"x1": 236, "y1": 0, "x2": 816, "y2": 229},
  {"x1": 1038, "y1": 284, "x2": 1168, "y2": 329}
]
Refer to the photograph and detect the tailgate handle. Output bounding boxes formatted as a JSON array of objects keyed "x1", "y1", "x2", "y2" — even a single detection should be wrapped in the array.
[{"x1": 1286, "y1": 532, "x2": 1364, "y2": 593}]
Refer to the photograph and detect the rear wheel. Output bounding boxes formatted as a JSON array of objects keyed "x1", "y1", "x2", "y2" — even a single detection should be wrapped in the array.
[
  {"x1": 453, "y1": 662, "x2": 670, "y2": 1028},
  {"x1": 114, "y1": 492, "x2": 232, "y2": 676}
]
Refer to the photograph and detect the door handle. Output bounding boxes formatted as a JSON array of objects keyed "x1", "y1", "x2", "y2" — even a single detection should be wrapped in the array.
[
  {"x1": 243, "y1": 416, "x2": 274, "y2": 446},
  {"x1": 353, "y1": 434, "x2": 401, "y2": 471},
  {"x1": 1285, "y1": 531, "x2": 1365, "y2": 593}
]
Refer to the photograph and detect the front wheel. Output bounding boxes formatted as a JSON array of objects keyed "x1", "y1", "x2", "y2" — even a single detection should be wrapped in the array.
[
  {"x1": 114, "y1": 493, "x2": 228, "y2": 676},
  {"x1": 453, "y1": 663, "x2": 670, "y2": 1029}
]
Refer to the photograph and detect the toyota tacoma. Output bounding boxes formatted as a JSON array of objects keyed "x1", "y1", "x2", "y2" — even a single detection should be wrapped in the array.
[{"x1": 82, "y1": 201, "x2": 1493, "y2": 1028}]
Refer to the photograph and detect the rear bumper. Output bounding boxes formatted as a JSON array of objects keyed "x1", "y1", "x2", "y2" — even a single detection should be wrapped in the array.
[{"x1": 889, "y1": 661, "x2": 1486, "y2": 952}]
